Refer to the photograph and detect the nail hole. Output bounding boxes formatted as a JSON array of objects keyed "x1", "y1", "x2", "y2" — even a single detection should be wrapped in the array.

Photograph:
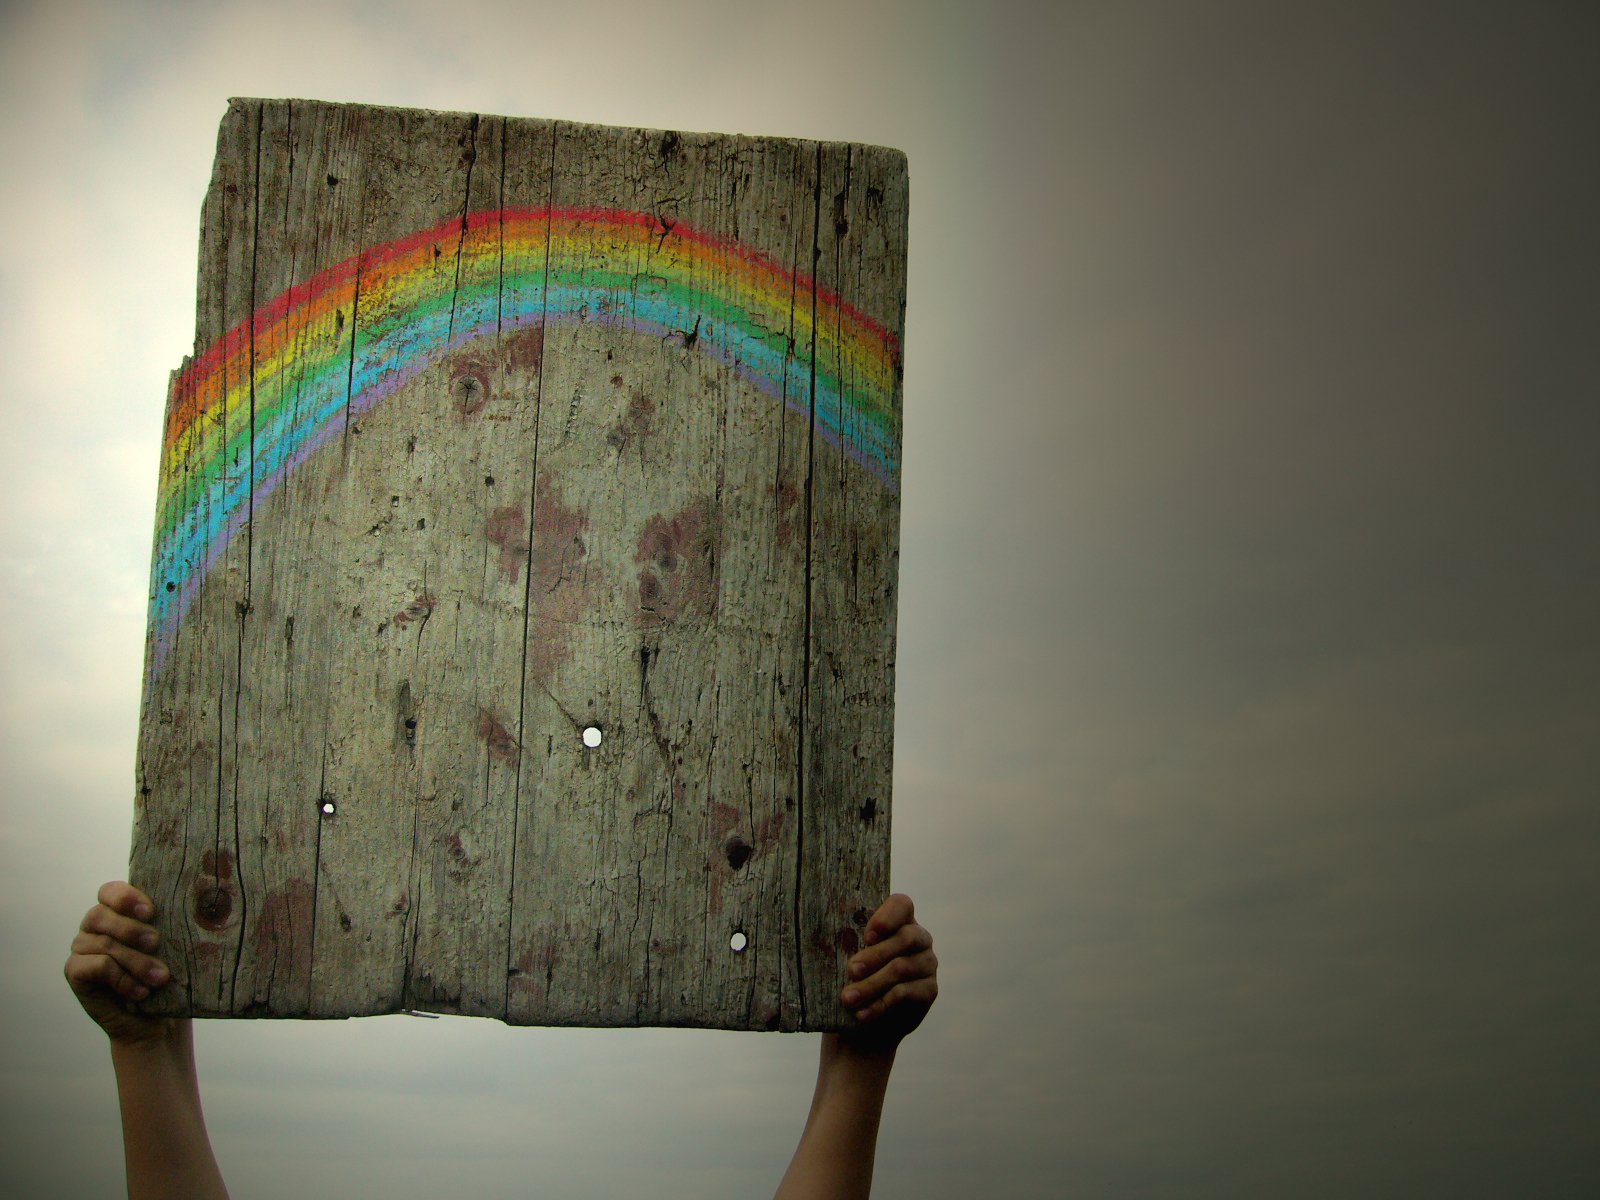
[
  {"x1": 320, "y1": 799, "x2": 337, "y2": 816},
  {"x1": 729, "y1": 930, "x2": 748, "y2": 953},
  {"x1": 581, "y1": 725, "x2": 603, "y2": 749}
]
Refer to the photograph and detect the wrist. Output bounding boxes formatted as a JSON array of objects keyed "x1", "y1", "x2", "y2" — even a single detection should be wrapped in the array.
[
  {"x1": 110, "y1": 1019, "x2": 193, "y2": 1069},
  {"x1": 819, "y1": 1032, "x2": 897, "y2": 1086}
]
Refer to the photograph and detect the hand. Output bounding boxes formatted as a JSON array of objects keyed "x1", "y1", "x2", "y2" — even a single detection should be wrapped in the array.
[
  {"x1": 836, "y1": 893, "x2": 937, "y2": 1054},
  {"x1": 776, "y1": 896, "x2": 935, "y2": 1198},
  {"x1": 65, "y1": 881, "x2": 179, "y2": 1045}
]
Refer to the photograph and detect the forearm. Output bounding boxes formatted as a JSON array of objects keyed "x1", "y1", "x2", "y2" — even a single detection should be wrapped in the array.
[
  {"x1": 110, "y1": 1023, "x2": 229, "y2": 1200},
  {"x1": 774, "y1": 1034, "x2": 895, "y2": 1200}
]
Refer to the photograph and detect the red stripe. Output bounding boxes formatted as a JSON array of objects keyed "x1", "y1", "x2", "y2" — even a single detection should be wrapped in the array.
[{"x1": 166, "y1": 207, "x2": 900, "y2": 446}]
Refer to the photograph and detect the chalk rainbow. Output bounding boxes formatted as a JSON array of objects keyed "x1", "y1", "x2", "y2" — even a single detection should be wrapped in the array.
[{"x1": 148, "y1": 207, "x2": 902, "y2": 678}]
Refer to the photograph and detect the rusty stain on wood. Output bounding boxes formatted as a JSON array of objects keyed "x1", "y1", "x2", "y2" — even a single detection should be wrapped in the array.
[{"x1": 132, "y1": 98, "x2": 905, "y2": 1030}]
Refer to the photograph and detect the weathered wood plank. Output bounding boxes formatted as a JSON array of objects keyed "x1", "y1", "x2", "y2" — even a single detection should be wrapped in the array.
[
  {"x1": 132, "y1": 99, "x2": 906, "y2": 1030},
  {"x1": 803, "y1": 144, "x2": 906, "y2": 1027},
  {"x1": 310, "y1": 104, "x2": 517, "y2": 1018}
]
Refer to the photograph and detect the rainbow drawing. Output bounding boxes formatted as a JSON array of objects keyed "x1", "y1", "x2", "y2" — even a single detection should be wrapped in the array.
[{"x1": 147, "y1": 207, "x2": 902, "y2": 680}]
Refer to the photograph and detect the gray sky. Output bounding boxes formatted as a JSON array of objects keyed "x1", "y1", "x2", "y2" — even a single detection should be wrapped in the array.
[{"x1": 2, "y1": 1, "x2": 1596, "y2": 1196}]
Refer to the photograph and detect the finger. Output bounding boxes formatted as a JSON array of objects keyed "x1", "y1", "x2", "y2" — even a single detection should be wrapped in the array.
[
  {"x1": 65, "y1": 952, "x2": 152, "y2": 1003},
  {"x1": 847, "y1": 920, "x2": 932, "y2": 981},
  {"x1": 842, "y1": 947, "x2": 938, "y2": 1010},
  {"x1": 69, "y1": 931, "x2": 169, "y2": 990},
  {"x1": 862, "y1": 893, "x2": 915, "y2": 946},
  {"x1": 81, "y1": 904, "x2": 160, "y2": 952},
  {"x1": 853, "y1": 976, "x2": 938, "y2": 1024},
  {"x1": 98, "y1": 881, "x2": 156, "y2": 922}
]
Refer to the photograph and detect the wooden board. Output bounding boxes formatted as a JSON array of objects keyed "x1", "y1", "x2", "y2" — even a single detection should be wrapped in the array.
[{"x1": 130, "y1": 99, "x2": 905, "y2": 1030}]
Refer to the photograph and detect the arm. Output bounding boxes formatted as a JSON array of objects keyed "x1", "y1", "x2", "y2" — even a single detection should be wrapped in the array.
[
  {"x1": 65, "y1": 881, "x2": 230, "y2": 1200},
  {"x1": 775, "y1": 894, "x2": 938, "y2": 1200}
]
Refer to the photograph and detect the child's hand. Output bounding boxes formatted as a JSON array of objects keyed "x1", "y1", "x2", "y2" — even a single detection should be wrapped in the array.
[
  {"x1": 64, "y1": 881, "x2": 179, "y2": 1044},
  {"x1": 837, "y1": 893, "x2": 938, "y2": 1054}
]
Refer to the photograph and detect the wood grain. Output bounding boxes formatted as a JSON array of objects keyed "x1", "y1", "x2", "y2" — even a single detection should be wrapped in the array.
[{"x1": 133, "y1": 99, "x2": 906, "y2": 1029}]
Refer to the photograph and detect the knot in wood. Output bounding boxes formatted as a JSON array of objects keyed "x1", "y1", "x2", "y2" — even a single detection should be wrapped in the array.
[
  {"x1": 193, "y1": 881, "x2": 234, "y2": 931},
  {"x1": 724, "y1": 835, "x2": 753, "y2": 871},
  {"x1": 450, "y1": 359, "x2": 492, "y2": 417}
]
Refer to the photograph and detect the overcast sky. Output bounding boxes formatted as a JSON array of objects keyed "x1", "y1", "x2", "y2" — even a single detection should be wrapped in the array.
[{"x1": 2, "y1": 1, "x2": 1596, "y2": 1197}]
